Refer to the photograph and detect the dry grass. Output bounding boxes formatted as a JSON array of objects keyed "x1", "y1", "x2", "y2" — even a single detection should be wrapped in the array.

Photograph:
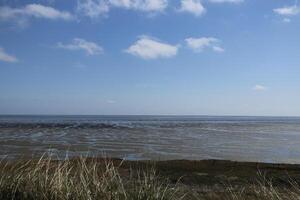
[
  {"x1": 1, "y1": 155, "x2": 300, "y2": 200},
  {"x1": 200, "y1": 171, "x2": 300, "y2": 200},
  {"x1": 0, "y1": 155, "x2": 184, "y2": 200}
]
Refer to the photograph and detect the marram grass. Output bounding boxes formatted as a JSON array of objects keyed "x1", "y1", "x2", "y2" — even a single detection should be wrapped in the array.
[
  {"x1": 0, "y1": 155, "x2": 184, "y2": 200},
  {"x1": 1, "y1": 155, "x2": 300, "y2": 200}
]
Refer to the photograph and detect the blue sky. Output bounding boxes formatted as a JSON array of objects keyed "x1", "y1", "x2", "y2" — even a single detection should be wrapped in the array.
[{"x1": 0, "y1": 0, "x2": 300, "y2": 115}]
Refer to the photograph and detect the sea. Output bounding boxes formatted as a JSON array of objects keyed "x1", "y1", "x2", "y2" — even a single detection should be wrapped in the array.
[{"x1": 1, "y1": 115, "x2": 300, "y2": 163}]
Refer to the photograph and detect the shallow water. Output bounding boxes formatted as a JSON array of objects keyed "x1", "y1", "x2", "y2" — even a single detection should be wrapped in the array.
[{"x1": 1, "y1": 115, "x2": 300, "y2": 163}]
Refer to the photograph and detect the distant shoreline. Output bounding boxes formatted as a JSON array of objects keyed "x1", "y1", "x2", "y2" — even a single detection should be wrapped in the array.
[{"x1": 2, "y1": 114, "x2": 300, "y2": 118}]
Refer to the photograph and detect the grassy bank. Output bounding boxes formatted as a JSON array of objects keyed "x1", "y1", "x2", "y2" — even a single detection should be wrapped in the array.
[{"x1": 1, "y1": 156, "x2": 300, "y2": 199}]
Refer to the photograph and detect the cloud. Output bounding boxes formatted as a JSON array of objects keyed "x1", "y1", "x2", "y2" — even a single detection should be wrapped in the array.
[
  {"x1": 273, "y1": 5, "x2": 300, "y2": 16},
  {"x1": 0, "y1": 47, "x2": 18, "y2": 63},
  {"x1": 185, "y1": 37, "x2": 224, "y2": 53},
  {"x1": 178, "y1": 0, "x2": 206, "y2": 17},
  {"x1": 0, "y1": 4, "x2": 74, "y2": 24},
  {"x1": 77, "y1": 0, "x2": 168, "y2": 19},
  {"x1": 208, "y1": 0, "x2": 243, "y2": 3},
  {"x1": 109, "y1": 0, "x2": 168, "y2": 12},
  {"x1": 125, "y1": 36, "x2": 179, "y2": 59},
  {"x1": 24, "y1": 4, "x2": 74, "y2": 20},
  {"x1": 57, "y1": 38, "x2": 103, "y2": 55},
  {"x1": 253, "y1": 85, "x2": 267, "y2": 91},
  {"x1": 77, "y1": 0, "x2": 110, "y2": 18},
  {"x1": 212, "y1": 46, "x2": 225, "y2": 52}
]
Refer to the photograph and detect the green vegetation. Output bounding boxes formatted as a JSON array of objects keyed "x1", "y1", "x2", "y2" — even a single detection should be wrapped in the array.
[{"x1": 1, "y1": 156, "x2": 300, "y2": 200}]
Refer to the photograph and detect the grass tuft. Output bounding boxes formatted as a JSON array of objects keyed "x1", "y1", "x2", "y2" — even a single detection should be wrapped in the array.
[{"x1": 0, "y1": 155, "x2": 183, "y2": 200}]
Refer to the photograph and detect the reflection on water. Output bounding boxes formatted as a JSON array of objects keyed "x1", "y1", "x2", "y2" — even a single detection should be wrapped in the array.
[{"x1": 1, "y1": 115, "x2": 300, "y2": 163}]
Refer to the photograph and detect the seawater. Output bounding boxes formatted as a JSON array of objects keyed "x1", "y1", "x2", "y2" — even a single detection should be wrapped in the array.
[{"x1": 1, "y1": 115, "x2": 300, "y2": 163}]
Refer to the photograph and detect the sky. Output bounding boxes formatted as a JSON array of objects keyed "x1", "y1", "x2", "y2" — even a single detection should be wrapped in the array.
[{"x1": 0, "y1": 0, "x2": 300, "y2": 116}]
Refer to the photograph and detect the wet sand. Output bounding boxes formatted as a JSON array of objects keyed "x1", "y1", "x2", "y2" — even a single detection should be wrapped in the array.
[{"x1": 2, "y1": 116, "x2": 300, "y2": 163}]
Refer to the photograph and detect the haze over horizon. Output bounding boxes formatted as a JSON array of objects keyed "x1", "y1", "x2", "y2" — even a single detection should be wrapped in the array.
[{"x1": 1, "y1": 0, "x2": 300, "y2": 116}]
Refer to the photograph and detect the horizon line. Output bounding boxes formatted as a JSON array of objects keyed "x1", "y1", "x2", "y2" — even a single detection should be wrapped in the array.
[{"x1": 1, "y1": 114, "x2": 300, "y2": 118}]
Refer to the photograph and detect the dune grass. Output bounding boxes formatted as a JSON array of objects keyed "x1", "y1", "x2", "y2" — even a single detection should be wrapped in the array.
[
  {"x1": 192, "y1": 170, "x2": 300, "y2": 200},
  {"x1": 0, "y1": 155, "x2": 300, "y2": 200},
  {"x1": 0, "y1": 155, "x2": 184, "y2": 200}
]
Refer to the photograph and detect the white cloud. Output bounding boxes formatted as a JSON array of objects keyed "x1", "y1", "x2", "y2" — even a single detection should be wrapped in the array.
[
  {"x1": 109, "y1": 0, "x2": 132, "y2": 8},
  {"x1": 212, "y1": 46, "x2": 225, "y2": 52},
  {"x1": 109, "y1": 0, "x2": 168, "y2": 12},
  {"x1": 185, "y1": 37, "x2": 224, "y2": 53},
  {"x1": 57, "y1": 38, "x2": 103, "y2": 55},
  {"x1": 0, "y1": 4, "x2": 74, "y2": 23},
  {"x1": 125, "y1": 36, "x2": 179, "y2": 59},
  {"x1": 24, "y1": 4, "x2": 74, "y2": 20},
  {"x1": 253, "y1": 85, "x2": 267, "y2": 91},
  {"x1": 0, "y1": 47, "x2": 18, "y2": 63},
  {"x1": 178, "y1": 0, "x2": 205, "y2": 17},
  {"x1": 273, "y1": 5, "x2": 300, "y2": 16},
  {"x1": 77, "y1": 0, "x2": 109, "y2": 18},
  {"x1": 208, "y1": 0, "x2": 243, "y2": 3},
  {"x1": 77, "y1": 0, "x2": 168, "y2": 19}
]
